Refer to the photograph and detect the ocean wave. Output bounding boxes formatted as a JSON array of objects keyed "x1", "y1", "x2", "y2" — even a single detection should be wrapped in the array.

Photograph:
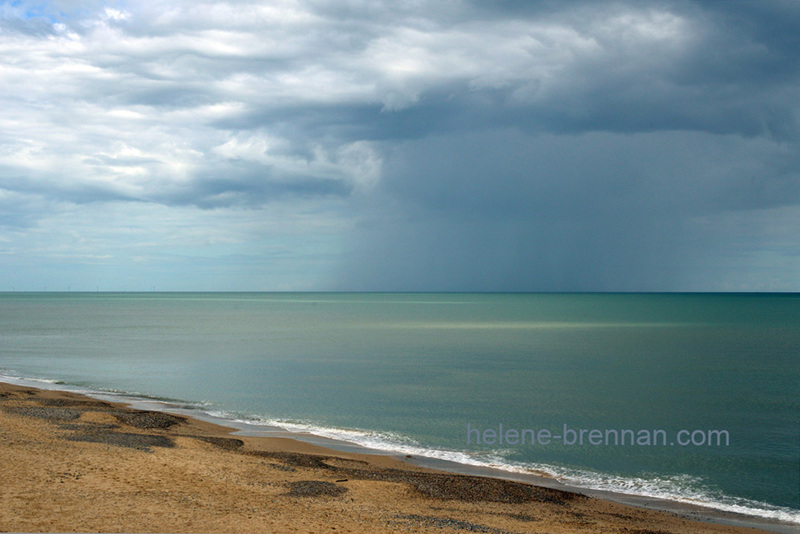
[
  {"x1": 552, "y1": 469, "x2": 800, "y2": 525},
  {"x1": 0, "y1": 371, "x2": 65, "y2": 386}
]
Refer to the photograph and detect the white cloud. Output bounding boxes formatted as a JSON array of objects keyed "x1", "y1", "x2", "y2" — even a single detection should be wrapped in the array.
[
  {"x1": 102, "y1": 7, "x2": 129, "y2": 21},
  {"x1": 212, "y1": 133, "x2": 381, "y2": 191}
]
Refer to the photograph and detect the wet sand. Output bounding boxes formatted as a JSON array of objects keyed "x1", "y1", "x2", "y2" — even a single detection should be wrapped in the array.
[{"x1": 0, "y1": 382, "x2": 776, "y2": 533}]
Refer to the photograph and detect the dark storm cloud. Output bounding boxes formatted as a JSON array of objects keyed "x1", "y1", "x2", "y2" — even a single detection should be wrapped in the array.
[
  {"x1": 332, "y1": 129, "x2": 799, "y2": 291},
  {"x1": 1, "y1": 0, "x2": 799, "y2": 290},
  {"x1": 327, "y1": 0, "x2": 800, "y2": 291}
]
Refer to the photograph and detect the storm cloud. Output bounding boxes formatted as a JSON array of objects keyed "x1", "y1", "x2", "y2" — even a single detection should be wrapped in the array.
[{"x1": 1, "y1": 0, "x2": 798, "y2": 291}]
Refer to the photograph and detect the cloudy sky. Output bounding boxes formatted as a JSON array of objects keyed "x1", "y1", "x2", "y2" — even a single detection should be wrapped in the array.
[{"x1": 1, "y1": 0, "x2": 798, "y2": 292}]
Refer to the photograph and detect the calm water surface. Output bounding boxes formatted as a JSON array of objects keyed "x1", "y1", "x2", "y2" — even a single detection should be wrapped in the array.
[{"x1": 1, "y1": 292, "x2": 798, "y2": 523}]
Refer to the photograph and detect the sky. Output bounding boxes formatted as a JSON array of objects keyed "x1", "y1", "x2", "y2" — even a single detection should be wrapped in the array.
[{"x1": 1, "y1": 0, "x2": 798, "y2": 292}]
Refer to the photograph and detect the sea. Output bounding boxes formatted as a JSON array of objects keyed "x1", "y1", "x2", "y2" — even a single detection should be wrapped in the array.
[{"x1": 1, "y1": 292, "x2": 798, "y2": 529}]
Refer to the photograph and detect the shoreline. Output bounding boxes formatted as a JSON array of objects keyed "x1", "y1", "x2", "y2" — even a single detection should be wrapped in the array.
[
  {"x1": 6, "y1": 375, "x2": 796, "y2": 531},
  {"x1": 179, "y1": 410, "x2": 799, "y2": 533},
  {"x1": 0, "y1": 380, "x2": 795, "y2": 533}
]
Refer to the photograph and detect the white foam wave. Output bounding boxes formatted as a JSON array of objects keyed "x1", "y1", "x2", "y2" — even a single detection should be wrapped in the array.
[
  {"x1": 203, "y1": 412, "x2": 800, "y2": 526},
  {"x1": 554, "y1": 469, "x2": 800, "y2": 525},
  {"x1": 0, "y1": 370, "x2": 67, "y2": 389},
  {"x1": 0, "y1": 372, "x2": 65, "y2": 386}
]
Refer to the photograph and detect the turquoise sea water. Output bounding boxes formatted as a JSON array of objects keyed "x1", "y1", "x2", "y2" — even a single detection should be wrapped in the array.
[{"x1": 1, "y1": 292, "x2": 798, "y2": 524}]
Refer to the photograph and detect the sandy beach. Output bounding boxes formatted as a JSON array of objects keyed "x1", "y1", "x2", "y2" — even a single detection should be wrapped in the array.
[{"x1": 0, "y1": 382, "x2": 776, "y2": 533}]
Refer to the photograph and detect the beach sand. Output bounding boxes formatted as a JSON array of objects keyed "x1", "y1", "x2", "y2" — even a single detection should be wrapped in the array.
[{"x1": 0, "y1": 382, "x2": 773, "y2": 533}]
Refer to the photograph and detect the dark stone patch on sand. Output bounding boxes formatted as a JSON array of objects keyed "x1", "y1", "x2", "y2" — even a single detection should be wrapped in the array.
[
  {"x1": 41, "y1": 398, "x2": 113, "y2": 409},
  {"x1": 66, "y1": 431, "x2": 175, "y2": 451},
  {"x1": 505, "y1": 513, "x2": 538, "y2": 522},
  {"x1": 250, "y1": 451, "x2": 333, "y2": 469},
  {"x1": 285, "y1": 480, "x2": 347, "y2": 498},
  {"x1": 604, "y1": 512, "x2": 636, "y2": 520},
  {"x1": 193, "y1": 436, "x2": 244, "y2": 450},
  {"x1": 394, "y1": 514, "x2": 514, "y2": 533},
  {"x1": 111, "y1": 411, "x2": 185, "y2": 429},
  {"x1": 2, "y1": 406, "x2": 82, "y2": 421},
  {"x1": 403, "y1": 473, "x2": 575, "y2": 504},
  {"x1": 58, "y1": 422, "x2": 120, "y2": 432},
  {"x1": 249, "y1": 451, "x2": 583, "y2": 504},
  {"x1": 341, "y1": 467, "x2": 580, "y2": 504},
  {"x1": 268, "y1": 463, "x2": 297, "y2": 472}
]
